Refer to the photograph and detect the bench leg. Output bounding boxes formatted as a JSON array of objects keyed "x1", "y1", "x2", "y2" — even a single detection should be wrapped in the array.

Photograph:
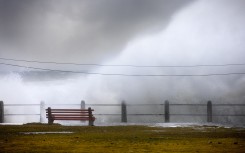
[
  {"x1": 47, "y1": 107, "x2": 54, "y2": 125},
  {"x1": 89, "y1": 120, "x2": 94, "y2": 126},
  {"x1": 48, "y1": 119, "x2": 54, "y2": 125}
]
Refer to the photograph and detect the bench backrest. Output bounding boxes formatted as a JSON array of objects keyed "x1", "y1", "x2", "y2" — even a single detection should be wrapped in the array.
[{"x1": 46, "y1": 107, "x2": 95, "y2": 125}]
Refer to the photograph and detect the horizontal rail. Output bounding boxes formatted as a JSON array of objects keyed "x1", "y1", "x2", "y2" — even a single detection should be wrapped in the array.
[
  {"x1": 4, "y1": 113, "x2": 245, "y2": 117},
  {"x1": 48, "y1": 104, "x2": 80, "y2": 106},
  {"x1": 93, "y1": 114, "x2": 166, "y2": 116},
  {"x1": 162, "y1": 114, "x2": 245, "y2": 116},
  {"x1": 95, "y1": 114, "x2": 245, "y2": 116},
  {"x1": 170, "y1": 104, "x2": 206, "y2": 106},
  {"x1": 212, "y1": 104, "x2": 245, "y2": 106},
  {"x1": 46, "y1": 109, "x2": 93, "y2": 111},
  {"x1": 127, "y1": 104, "x2": 164, "y2": 106},
  {"x1": 46, "y1": 114, "x2": 91, "y2": 117},
  {"x1": 46, "y1": 111, "x2": 89, "y2": 114},
  {"x1": 94, "y1": 114, "x2": 121, "y2": 115},
  {"x1": 4, "y1": 103, "x2": 245, "y2": 106},
  {"x1": 170, "y1": 104, "x2": 245, "y2": 106},
  {"x1": 5, "y1": 104, "x2": 40, "y2": 106},
  {"x1": 212, "y1": 114, "x2": 245, "y2": 116},
  {"x1": 5, "y1": 114, "x2": 40, "y2": 116},
  {"x1": 87, "y1": 104, "x2": 121, "y2": 106},
  {"x1": 90, "y1": 104, "x2": 245, "y2": 106}
]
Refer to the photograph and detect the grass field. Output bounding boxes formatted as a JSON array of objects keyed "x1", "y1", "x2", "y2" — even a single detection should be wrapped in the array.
[{"x1": 0, "y1": 123, "x2": 244, "y2": 153}]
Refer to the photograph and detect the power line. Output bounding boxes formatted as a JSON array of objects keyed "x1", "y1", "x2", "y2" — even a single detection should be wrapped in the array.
[
  {"x1": 1, "y1": 62, "x2": 245, "y2": 77},
  {"x1": 0, "y1": 57, "x2": 245, "y2": 68}
]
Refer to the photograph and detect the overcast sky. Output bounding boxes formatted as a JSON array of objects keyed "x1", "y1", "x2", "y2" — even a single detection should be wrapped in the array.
[
  {"x1": 0, "y1": 0, "x2": 193, "y2": 64},
  {"x1": 0, "y1": 0, "x2": 244, "y2": 85},
  {"x1": 0, "y1": 0, "x2": 245, "y2": 124}
]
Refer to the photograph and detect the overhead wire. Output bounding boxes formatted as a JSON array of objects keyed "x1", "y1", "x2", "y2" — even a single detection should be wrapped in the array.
[
  {"x1": 1, "y1": 57, "x2": 245, "y2": 68},
  {"x1": 1, "y1": 62, "x2": 245, "y2": 77}
]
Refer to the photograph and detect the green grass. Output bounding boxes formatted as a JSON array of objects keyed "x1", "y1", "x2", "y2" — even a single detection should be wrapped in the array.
[{"x1": 0, "y1": 124, "x2": 244, "y2": 153}]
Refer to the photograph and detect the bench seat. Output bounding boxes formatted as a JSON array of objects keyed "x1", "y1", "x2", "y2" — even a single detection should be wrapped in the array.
[{"x1": 46, "y1": 107, "x2": 95, "y2": 126}]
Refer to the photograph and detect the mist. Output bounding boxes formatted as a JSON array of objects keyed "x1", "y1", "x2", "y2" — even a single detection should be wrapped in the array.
[{"x1": 0, "y1": 0, "x2": 245, "y2": 125}]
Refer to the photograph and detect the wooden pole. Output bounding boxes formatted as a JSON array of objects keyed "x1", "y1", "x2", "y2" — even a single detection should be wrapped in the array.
[
  {"x1": 0, "y1": 101, "x2": 4, "y2": 123},
  {"x1": 165, "y1": 100, "x2": 170, "y2": 123},
  {"x1": 207, "y1": 101, "x2": 212, "y2": 122},
  {"x1": 121, "y1": 101, "x2": 127, "y2": 123}
]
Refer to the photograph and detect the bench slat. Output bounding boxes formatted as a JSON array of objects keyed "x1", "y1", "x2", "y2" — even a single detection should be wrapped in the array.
[{"x1": 53, "y1": 117, "x2": 95, "y2": 120}]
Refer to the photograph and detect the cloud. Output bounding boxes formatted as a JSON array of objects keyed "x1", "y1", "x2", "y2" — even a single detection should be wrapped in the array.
[
  {"x1": 0, "y1": 0, "x2": 192, "y2": 64},
  {"x1": 85, "y1": 0, "x2": 245, "y2": 107},
  {"x1": 1, "y1": 0, "x2": 245, "y2": 125}
]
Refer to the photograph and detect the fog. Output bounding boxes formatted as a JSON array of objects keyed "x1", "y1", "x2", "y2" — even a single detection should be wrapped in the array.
[{"x1": 0, "y1": 0, "x2": 245, "y2": 125}]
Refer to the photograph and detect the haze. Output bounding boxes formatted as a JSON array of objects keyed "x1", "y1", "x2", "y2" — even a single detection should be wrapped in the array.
[{"x1": 0, "y1": 0, "x2": 244, "y2": 125}]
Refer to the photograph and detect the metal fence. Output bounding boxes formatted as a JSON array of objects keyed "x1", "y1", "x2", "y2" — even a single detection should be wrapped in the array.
[{"x1": 0, "y1": 100, "x2": 245, "y2": 124}]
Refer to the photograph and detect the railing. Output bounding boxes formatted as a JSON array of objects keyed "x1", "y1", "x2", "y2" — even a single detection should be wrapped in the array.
[{"x1": 0, "y1": 100, "x2": 245, "y2": 124}]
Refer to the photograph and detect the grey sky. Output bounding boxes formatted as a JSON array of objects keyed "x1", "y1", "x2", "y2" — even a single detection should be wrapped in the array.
[
  {"x1": 0, "y1": 0, "x2": 245, "y2": 125},
  {"x1": 0, "y1": 0, "x2": 192, "y2": 64}
]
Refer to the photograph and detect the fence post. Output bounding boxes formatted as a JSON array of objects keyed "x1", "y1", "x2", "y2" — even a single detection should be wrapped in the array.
[
  {"x1": 88, "y1": 107, "x2": 94, "y2": 126},
  {"x1": 121, "y1": 101, "x2": 127, "y2": 123},
  {"x1": 81, "y1": 100, "x2": 86, "y2": 123},
  {"x1": 165, "y1": 100, "x2": 170, "y2": 123},
  {"x1": 0, "y1": 101, "x2": 4, "y2": 123},
  {"x1": 81, "y1": 100, "x2": 85, "y2": 109},
  {"x1": 40, "y1": 101, "x2": 45, "y2": 123},
  {"x1": 207, "y1": 101, "x2": 212, "y2": 122}
]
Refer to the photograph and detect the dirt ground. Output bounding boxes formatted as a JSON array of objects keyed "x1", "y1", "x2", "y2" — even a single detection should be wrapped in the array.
[{"x1": 0, "y1": 123, "x2": 244, "y2": 153}]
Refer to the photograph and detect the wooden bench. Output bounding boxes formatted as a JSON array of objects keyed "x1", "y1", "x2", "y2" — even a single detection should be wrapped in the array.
[{"x1": 46, "y1": 107, "x2": 95, "y2": 126}]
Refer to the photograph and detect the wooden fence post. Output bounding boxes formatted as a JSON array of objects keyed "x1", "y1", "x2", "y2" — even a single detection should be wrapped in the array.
[
  {"x1": 0, "y1": 101, "x2": 4, "y2": 123},
  {"x1": 207, "y1": 101, "x2": 212, "y2": 122},
  {"x1": 88, "y1": 107, "x2": 94, "y2": 126},
  {"x1": 165, "y1": 100, "x2": 170, "y2": 123},
  {"x1": 121, "y1": 101, "x2": 127, "y2": 123},
  {"x1": 40, "y1": 101, "x2": 45, "y2": 123}
]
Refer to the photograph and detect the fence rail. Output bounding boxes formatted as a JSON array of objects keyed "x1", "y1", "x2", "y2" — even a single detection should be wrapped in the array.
[
  {"x1": 5, "y1": 104, "x2": 40, "y2": 106},
  {"x1": 4, "y1": 114, "x2": 40, "y2": 116},
  {"x1": 0, "y1": 100, "x2": 245, "y2": 123}
]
